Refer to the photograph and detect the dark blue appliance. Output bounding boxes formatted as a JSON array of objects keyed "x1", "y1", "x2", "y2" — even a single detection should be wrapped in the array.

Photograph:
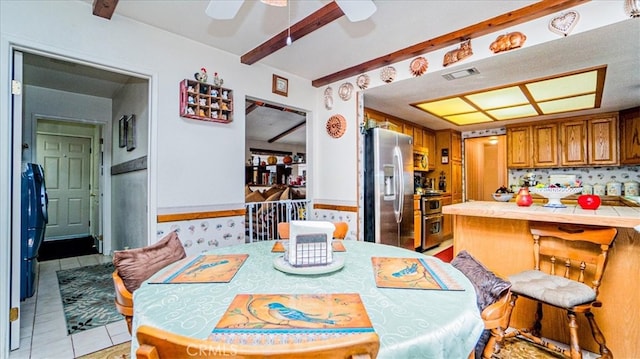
[{"x1": 21, "y1": 163, "x2": 48, "y2": 300}]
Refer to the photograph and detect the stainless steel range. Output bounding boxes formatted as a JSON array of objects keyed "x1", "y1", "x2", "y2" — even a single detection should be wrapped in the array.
[{"x1": 421, "y1": 191, "x2": 444, "y2": 250}]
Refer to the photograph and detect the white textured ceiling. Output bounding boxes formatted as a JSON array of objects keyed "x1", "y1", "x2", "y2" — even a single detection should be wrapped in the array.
[{"x1": 23, "y1": 1, "x2": 640, "y2": 144}]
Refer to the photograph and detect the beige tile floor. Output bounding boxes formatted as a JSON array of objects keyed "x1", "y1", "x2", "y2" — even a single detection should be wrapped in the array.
[{"x1": 9, "y1": 254, "x2": 131, "y2": 359}]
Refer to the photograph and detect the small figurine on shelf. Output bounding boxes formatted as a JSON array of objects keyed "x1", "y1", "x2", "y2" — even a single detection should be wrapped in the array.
[
  {"x1": 194, "y1": 67, "x2": 208, "y2": 83},
  {"x1": 188, "y1": 85, "x2": 195, "y2": 92},
  {"x1": 222, "y1": 90, "x2": 228, "y2": 100},
  {"x1": 188, "y1": 95, "x2": 195, "y2": 104},
  {"x1": 199, "y1": 98, "x2": 206, "y2": 106},
  {"x1": 199, "y1": 109, "x2": 206, "y2": 117},
  {"x1": 211, "y1": 111, "x2": 218, "y2": 119},
  {"x1": 187, "y1": 107, "x2": 195, "y2": 115},
  {"x1": 221, "y1": 102, "x2": 229, "y2": 111},
  {"x1": 211, "y1": 89, "x2": 218, "y2": 97},
  {"x1": 213, "y1": 72, "x2": 223, "y2": 87},
  {"x1": 211, "y1": 102, "x2": 220, "y2": 109}
]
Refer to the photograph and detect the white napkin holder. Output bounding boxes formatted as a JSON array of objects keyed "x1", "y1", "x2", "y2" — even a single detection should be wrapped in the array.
[{"x1": 287, "y1": 221, "x2": 335, "y2": 267}]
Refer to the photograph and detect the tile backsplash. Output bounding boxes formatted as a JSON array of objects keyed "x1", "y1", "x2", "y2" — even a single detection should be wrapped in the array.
[{"x1": 509, "y1": 166, "x2": 640, "y2": 194}]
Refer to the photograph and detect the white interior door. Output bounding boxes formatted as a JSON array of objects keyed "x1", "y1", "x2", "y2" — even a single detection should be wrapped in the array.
[{"x1": 37, "y1": 134, "x2": 91, "y2": 240}]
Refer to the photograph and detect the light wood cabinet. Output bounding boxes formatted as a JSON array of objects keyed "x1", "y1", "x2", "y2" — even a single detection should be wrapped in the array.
[
  {"x1": 424, "y1": 130, "x2": 436, "y2": 169},
  {"x1": 451, "y1": 160, "x2": 463, "y2": 203},
  {"x1": 403, "y1": 123, "x2": 414, "y2": 138},
  {"x1": 532, "y1": 123, "x2": 558, "y2": 167},
  {"x1": 434, "y1": 130, "x2": 462, "y2": 197},
  {"x1": 451, "y1": 131, "x2": 462, "y2": 162},
  {"x1": 559, "y1": 114, "x2": 618, "y2": 166},
  {"x1": 507, "y1": 126, "x2": 531, "y2": 168},
  {"x1": 588, "y1": 115, "x2": 618, "y2": 165},
  {"x1": 413, "y1": 127, "x2": 423, "y2": 147},
  {"x1": 441, "y1": 195, "x2": 453, "y2": 240},
  {"x1": 509, "y1": 112, "x2": 620, "y2": 168},
  {"x1": 559, "y1": 120, "x2": 588, "y2": 166},
  {"x1": 414, "y1": 196, "x2": 421, "y2": 249},
  {"x1": 620, "y1": 106, "x2": 640, "y2": 165}
]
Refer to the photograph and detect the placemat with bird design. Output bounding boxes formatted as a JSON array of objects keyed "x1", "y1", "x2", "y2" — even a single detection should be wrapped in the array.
[
  {"x1": 150, "y1": 254, "x2": 248, "y2": 284},
  {"x1": 371, "y1": 257, "x2": 464, "y2": 290},
  {"x1": 209, "y1": 293, "x2": 374, "y2": 345}
]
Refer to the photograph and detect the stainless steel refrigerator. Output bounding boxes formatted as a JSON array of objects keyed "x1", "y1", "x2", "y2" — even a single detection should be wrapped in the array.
[{"x1": 364, "y1": 127, "x2": 414, "y2": 250}]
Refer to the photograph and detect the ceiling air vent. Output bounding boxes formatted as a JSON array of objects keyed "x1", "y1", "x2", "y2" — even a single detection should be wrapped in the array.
[{"x1": 442, "y1": 67, "x2": 480, "y2": 81}]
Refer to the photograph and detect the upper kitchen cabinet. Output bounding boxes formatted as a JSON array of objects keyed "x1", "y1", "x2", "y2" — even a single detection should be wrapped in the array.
[
  {"x1": 450, "y1": 131, "x2": 462, "y2": 162},
  {"x1": 587, "y1": 114, "x2": 618, "y2": 165},
  {"x1": 559, "y1": 120, "x2": 588, "y2": 166},
  {"x1": 424, "y1": 130, "x2": 436, "y2": 169},
  {"x1": 434, "y1": 129, "x2": 462, "y2": 201},
  {"x1": 560, "y1": 113, "x2": 618, "y2": 166},
  {"x1": 508, "y1": 112, "x2": 620, "y2": 169},
  {"x1": 507, "y1": 126, "x2": 531, "y2": 168},
  {"x1": 364, "y1": 108, "x2": 405, "y2": 134},
  {"x1": 532, "y1": 123, "x2": 558, "y2": 168},
  {"x1": 620, "y1": 106, "x2": 640, "y2": 165},
  {"x1": 413, "y1": 127, "x2": 423, "y2": 147}
]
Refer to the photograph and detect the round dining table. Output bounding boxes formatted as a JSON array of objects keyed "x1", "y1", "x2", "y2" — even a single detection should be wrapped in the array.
[{"x1": 132, "y1": 240, "x2": 484, "y2": 358}]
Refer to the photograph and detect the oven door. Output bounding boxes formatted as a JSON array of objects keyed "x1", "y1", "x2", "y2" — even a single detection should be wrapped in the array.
[
  {"x1": 421, "y1": 197, "x2": 442, "y2": 216},
  {"x1": 422, "y1": 214, "x2": 444, "y2": 250}
]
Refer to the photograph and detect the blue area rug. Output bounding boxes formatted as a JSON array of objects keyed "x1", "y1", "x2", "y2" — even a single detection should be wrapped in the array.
[{"x1": 57, "y1": 262, "x2": 121, "y2": 334}]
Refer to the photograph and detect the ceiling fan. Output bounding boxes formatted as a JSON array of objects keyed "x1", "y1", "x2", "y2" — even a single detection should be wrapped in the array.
[{"x1": 205, "y1": 0, "x2": 377, "y2": 22}]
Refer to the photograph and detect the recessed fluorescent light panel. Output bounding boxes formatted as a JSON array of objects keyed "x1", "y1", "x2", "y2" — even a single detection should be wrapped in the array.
[{"x1": 413, "y1": 65, "x2": 606, "y2": 126}]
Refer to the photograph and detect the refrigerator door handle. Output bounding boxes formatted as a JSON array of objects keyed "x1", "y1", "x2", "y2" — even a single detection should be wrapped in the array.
[{"x1": 393, "y1": 146, "x2": 404, "y2": 224}]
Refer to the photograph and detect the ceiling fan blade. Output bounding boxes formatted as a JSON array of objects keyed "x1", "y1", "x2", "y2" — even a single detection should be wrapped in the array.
[
  {"x1": 205, "y1": 0, "x2": 244, "y2": 20},
  {"x1": 335, "y1": 0, "x2": 376, "y2": 22}
]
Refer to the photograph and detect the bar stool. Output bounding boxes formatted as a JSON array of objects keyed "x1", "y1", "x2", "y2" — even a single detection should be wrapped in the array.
[{"x1": 505, "y1": 222, "x2": 617, "y2": 359}]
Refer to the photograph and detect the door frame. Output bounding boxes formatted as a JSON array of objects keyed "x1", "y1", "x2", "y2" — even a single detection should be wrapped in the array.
[{"x1": 1, "y1": 40, "x2": 157, "y2": 355}]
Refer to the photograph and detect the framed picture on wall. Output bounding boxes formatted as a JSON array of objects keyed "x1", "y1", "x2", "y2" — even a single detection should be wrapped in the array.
[
  {"x1": 126, "y1": 114, "x2": 136, "y2": 151},
  {"x1": 119, "y1": 116, "x2": 127, "y2": 148},
  {"x1": 272, "y1": 74, "x2": 288, "y2": 97}
]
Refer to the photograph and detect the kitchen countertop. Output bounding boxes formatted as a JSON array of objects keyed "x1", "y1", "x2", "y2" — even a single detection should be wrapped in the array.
[{"x1": 442, "y1": 201, "x2": 640, "y2": 228}]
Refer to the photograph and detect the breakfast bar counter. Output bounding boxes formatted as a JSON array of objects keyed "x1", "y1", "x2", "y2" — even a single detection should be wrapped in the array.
[
  {"x1": 443, "y1": 201, "x2": 640, "y2": 357},
  {"x1": 442, "y1": 201, "x2": 640, "y2": 228}
]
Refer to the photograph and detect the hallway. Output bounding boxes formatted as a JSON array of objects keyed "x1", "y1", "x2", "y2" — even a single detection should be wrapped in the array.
[{"x1": 9, "y1": 255, "x2": 130, "y2": 358}]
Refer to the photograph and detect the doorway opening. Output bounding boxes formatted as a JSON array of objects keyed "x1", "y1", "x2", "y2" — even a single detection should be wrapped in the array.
[{"x1": 464, "y1": 135, "x2": 507, "y2": 201}]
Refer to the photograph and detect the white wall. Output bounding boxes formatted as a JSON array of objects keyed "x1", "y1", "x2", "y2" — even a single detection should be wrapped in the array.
[
  {"x1": 22, "y1": 85, "x2": 112, "y2": 162},
  {"x1": 0, "y1": 1, "x2": 318, "y2": 353},
  {"x1": 111, "y1": 79, "x2": 150, "y2": 251}
]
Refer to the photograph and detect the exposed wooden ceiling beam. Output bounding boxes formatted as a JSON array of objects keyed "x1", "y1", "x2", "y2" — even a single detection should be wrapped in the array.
[
  {"x1": 247, "y1": 100, "x2": 306, "y2": 117},
  {"x1": 268, "y1": 121, "x2": 306, "y2": 144},
  {"x1": 311, "y1": 0, "x2": 587, "y2": 87},
  {"x1": 241, "y1": 1, "x2": 344, "y2": 65},
  {"x1": 92, "y1": 0, "x2": 119, "y2": 20}
]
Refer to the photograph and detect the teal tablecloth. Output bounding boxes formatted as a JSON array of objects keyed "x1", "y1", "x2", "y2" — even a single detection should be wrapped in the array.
[{"x1": 132, "y1": 240, "x2": 484, "y2": 358}]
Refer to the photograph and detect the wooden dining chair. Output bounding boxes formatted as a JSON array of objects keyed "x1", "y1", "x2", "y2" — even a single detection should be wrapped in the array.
[
  {"x1": 277, "y1": 221, "x2": 348, "y2": 240},
  {"x1": 505, "y1": 222, "x2": 617, "y2": 359},
  {"x1": 277, "y1": 222, "x2": 290, "y2": 239},
  {"x1": 112, "y1": 270, "x2": 134, "y2": 334},
  {"x1": 136, "y1": 324, "x2": 380, "y2": 359},
  {"x1": 451, "y1": 250, "x2": 514, "y2": 359},
  {"x1": 333, "y1": 221, "x2": 349, "y2": 239}
]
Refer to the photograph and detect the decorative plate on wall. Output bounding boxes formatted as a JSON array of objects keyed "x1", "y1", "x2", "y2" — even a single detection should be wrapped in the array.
[
  {"x1": 338, "y1": 82, "x2": 354, "y2": 101},
  {"x1": 326, "y1": 114, "x2": 347, "y2": 139},
  {"x1": 410, "y1": 57, "x2": 428, "y2": 76},
  {"x1": 324, "y1": 86, "x2": 334, "y2": 110},
  {"x1": 548, "y1": 11, "x2": 579, "y2": 36},
  {"x1": 380, "y1": 66, "x2": 396, "y2": 83},
  {"x1": 356, "y1": 74, "x2": 370, "y2": 90}
]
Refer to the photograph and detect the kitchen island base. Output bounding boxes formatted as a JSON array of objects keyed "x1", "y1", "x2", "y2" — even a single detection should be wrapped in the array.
[{"x1": 448, "y1": 212, "x2": 639, "y2": 358}]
